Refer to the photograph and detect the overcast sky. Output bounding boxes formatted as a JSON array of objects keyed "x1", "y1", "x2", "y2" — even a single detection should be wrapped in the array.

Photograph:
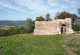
[{"x1": 0, "y1": 0, "x2": 80, "y2": 20}]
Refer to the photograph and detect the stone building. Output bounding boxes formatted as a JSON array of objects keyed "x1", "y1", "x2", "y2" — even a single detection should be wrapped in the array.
[{"x1": 34, "y1": 18, "x2": 74, "y2": 35}]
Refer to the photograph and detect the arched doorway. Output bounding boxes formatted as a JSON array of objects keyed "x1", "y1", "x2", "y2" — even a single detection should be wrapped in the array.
[{"x1": 61, "y1": 24, "x2": 66, "y2": 34}]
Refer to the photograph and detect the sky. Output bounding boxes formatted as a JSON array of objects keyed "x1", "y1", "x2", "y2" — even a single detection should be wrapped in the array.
[{"x1": 0, "y1": 0, "x2": 80, "y2": 20}]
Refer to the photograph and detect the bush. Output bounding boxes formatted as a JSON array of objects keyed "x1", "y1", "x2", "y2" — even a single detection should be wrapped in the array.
[
  {"x1": 24, "y1": 19, "x2": 35, "y2": 33},
  {"x1": 0, "y1": 29, "x2": 7, "y2": 36},
  {"x1": 72, "y1": 25, "x2": 80, "y2": 31},
  {"x1": 36, "y1": 16, "x2": 45, "y2": 21},
  {"x1": 0, "y1": 27, "x2": 27, "y2": 36}
]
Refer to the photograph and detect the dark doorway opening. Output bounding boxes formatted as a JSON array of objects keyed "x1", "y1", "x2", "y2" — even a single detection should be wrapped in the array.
[{"x1": 61, "y1": 24, "x2": 66, "y2": 34}]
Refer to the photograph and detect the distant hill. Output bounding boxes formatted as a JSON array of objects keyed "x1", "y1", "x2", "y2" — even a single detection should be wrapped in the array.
[{"x1": 0, "y1": 20, "x2": 25, "y2": 26}]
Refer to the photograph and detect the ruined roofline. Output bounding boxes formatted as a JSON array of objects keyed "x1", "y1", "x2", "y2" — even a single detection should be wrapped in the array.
[
  {"x1": 35, "y1": 18, "x2": 71, "y2": 25},
  {"x1": 35, "y1": 18, "x2": 71, "y2": 22},
  {"x1": 34, "y1": 18, "x2": 73, "y2": 35}
]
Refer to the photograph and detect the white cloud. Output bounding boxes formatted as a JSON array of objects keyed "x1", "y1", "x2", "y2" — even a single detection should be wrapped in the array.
[
  {"x1": 0, "y1": 0, "x2": 79, "y2": 20},
  {"x1": 0, "y1": 0, "x2": 61, "y2": 16},
  {"x1": 0, "y1": 1, "x2": 28, "y2": 13},
  {"x1": 64, "y1": 0, "x2": 77, "y2": 4},
  {"x1": 13, "y1": 0, "x2": 49, "y2": 15},
  {"x1": 47, "y1": 0, "x2": 59, "y2": 6},
  {"x1": 15, "y1": 0, "x2": 44, "y2": 10},
  {"x1": 64, "y1": 0, "x2": 70, "y2": 2}
]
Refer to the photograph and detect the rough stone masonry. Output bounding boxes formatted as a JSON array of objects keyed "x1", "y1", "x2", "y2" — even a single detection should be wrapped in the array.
[{"x1": 34, "y1": 18, "x2": 74, "y2": 35}]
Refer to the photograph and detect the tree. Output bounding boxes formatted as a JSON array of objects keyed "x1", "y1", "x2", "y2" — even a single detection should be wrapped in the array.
[
  {"x1": 74, "y1": 8, "x2": 80, "y2": 31},
  {"x1": 55, "y1": 11, "x2": 78, "y2": 25},
  {"x1": 78, "y1": 8, "x2": 80, "y2": 14},
  {"x1": 71, "y1": 14, "x2": 78, "y2": 24},
  {"x1": 55, "y1": 11, "x2": 72, "y2": 19},
  {"x1": 36, "y1": 16, "x2": 45, "y2": 21},
  {"x1": 55, "y1": 11, "x2": 78, "y2": 31},
  {"x1": 46, "y1": 13, "x2": 52, "y2": 21},
  {"x1": 24, "y1": 18, "x2": 35, "y2": 33}
]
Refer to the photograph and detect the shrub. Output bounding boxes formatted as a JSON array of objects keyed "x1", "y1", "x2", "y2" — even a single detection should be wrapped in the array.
[
  {"x1": 0, "y1": 27, "x2": 27, "y2": 36},
  {"x1": 0, "y1": 29, "x2": 7, "y2": 36},
  {"x1": 24, "y1": 19, "x2": 35, "y2": 33},
  {"x1": 36, "y1": 16, "x2": 45, "y2": 21},
  {"x1": 72, "y1": 25, "x2": 80, "y2": 31}
]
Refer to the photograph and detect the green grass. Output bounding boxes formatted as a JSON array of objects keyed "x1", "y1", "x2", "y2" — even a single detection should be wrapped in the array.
[
  {"x1": 64, "y1": 34, "x2": 80, "y2": 55},
  {"x1": 0, "y1": 34, "x2": 64, "y2": 55}
]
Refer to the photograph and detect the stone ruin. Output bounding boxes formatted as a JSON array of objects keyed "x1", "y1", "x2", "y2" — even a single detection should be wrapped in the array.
[{"x1": 34, "y1": 18, "x2": 74, "y2": 35}]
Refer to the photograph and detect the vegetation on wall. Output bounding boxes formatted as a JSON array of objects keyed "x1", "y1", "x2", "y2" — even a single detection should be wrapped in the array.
[
  {"x1": 36, "y1": 16, "x2": 45, "y2": 21},
  {"x1": 45, "y1": 13, "x2": 52, "y2": 21}
]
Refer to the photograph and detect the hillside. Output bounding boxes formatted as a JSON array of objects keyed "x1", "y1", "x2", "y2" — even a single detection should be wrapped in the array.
[
  {"x1": 0, "y1": 34, "x2": 64, "y2": 55},
  {"x1": 0, "y1": 33, "x2": 80, "y2": 55},
  {"x1": 0, "y1": 20, "x2": 25, "y2": 26},
  {"x1": 64, "y1": 34, "x2": 80, "y2": 55}
]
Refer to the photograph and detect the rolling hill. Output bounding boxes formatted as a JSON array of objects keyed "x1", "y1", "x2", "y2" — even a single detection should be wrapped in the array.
[{"x1": 0, "y1": 20, "x2": 25, "y2": 26}]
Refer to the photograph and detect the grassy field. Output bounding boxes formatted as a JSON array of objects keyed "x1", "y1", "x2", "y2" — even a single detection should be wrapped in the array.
[
  {"x1": 64, "y1": 34, "x2": 80, "y2": 55},
  {"x1": 0, "y1": 34, "x2": 64, "y2": 55}
]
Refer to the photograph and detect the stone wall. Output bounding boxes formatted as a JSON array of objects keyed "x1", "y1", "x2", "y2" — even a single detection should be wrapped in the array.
[{"x1": 34, "y1": 18, "x2": 74, "y2": 35}]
